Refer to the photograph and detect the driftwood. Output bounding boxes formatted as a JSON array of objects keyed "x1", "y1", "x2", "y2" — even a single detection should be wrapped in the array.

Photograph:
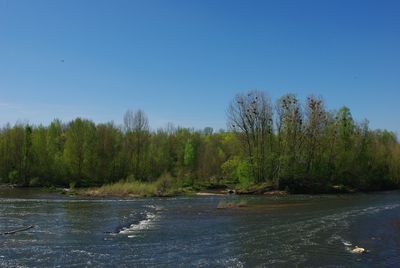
[{"x1": 2, "y1": 225, "x2": 34, "y2": 235}]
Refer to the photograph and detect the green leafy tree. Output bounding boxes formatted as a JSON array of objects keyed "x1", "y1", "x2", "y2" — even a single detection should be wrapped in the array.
[
  {"x1": 63, "y1": 118, "x2": 98, "y2": 185},
  {"x1": 184, "y1": 138, "x2": 197, "y2": 184}
]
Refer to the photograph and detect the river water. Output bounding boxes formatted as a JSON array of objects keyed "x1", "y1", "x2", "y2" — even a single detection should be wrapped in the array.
[{"x1": 1, "y1": 189, "x2": 400, "y2": 267}]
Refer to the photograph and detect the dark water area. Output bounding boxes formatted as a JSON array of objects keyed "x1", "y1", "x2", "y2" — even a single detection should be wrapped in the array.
[{"x1": 1, "y1": 188, "x2": 400, "y2": 267}]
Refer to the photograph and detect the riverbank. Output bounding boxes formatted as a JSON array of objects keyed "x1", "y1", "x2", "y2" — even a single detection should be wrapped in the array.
[
  {"x1": 1, "y1": 181, "x2": 391, "y2": 199},
  {"x1": 76, "y1": 180, "x2": 292, "y2": 198},
  {"x1": 1, "y1": 183, "x2": 287, "y2": 198}
]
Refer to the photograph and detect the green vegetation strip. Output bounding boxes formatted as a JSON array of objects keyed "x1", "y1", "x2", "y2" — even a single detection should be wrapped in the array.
[{"x1": 0, "y1": 91, "x2": 399, "y2": 194}]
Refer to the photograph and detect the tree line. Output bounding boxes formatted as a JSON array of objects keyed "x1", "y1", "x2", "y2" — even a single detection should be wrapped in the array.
[{"x1": 0, "y1": 91, "x2": 399, "y2": 193}]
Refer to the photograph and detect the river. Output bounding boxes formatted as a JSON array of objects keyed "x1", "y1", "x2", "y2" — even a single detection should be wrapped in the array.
[{"x1": 1, "y1": 189, "x2": 400, "y2": 267}]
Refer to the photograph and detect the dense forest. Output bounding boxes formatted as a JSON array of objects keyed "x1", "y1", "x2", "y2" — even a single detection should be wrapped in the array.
[{"x1": 1, "y1": 91, "x2": 399, "y2": 193}]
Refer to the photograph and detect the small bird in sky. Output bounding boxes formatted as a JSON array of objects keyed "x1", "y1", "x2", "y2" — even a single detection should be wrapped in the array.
[{"x1": 60, "y1": 59, "x2": 65, "y2": 63}]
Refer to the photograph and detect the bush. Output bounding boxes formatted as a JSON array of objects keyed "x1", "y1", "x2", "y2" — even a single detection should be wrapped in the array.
[
  {"x1": 29, "y1": 177, "x2": 41, "y2": 187},
  {"x1": 8, "y1": 170, "x2": 19, "y2": 184},
  {"x1": 126, "y1": 174, "x2": 136, "y2": 182},
  {"x1": 221, "y1": 157, "x2": 254, "y2": 187},
  {"x1": 69, "y1": 181, "x2": 76, "y2": 189},
  {"x1": 237, "y1": 161, "x2": 254, "y2": 188},
  {"x1": 155, "y1": 173, "x2": 176, "y2": 194}
]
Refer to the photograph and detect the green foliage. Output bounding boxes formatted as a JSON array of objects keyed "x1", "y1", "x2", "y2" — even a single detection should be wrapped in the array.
[
  {"x1": 0, "y1": 94, "x2": 399, "y2": 194},
  {"x1": 237, "y1": 161, "x2": 254, "y2": 188},
  {"x1": 184, "y1": 139, "x2": 196, "y2": 170},
  {"x1": 221, "y1": 157, "x2": 253, "y2": 187},
  {"x1": 69, "y1": 181, "x2": 76, "y2": 189},
  {"x1": 29, "y1": 177, "x2": 41, "y2": 187},
  {"x1": 221, "y1": 158, "x2": 239, "y2": 182},
  {"x1": 8, "y1": 170, "x2": 19, "y2": 184}
]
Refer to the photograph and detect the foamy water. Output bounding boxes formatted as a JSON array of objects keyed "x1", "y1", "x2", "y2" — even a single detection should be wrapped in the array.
[{"x1": 119, "y1": 211, "x2": 158, "y2": 235}]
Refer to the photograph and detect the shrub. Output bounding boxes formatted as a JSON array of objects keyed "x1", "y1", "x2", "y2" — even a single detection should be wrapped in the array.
[
  {"x1": 155, "y1": 173, "x2": 176, "y2": 194},
  {"x1": 29, "y1": 177, "x2": 41, "y2": 187},
  {"x1": 69, "y1": 181, "x2": 76, "y2": 189},
  {"x1": 8, "y1": 170, "x2": 19, "y2": 184}
]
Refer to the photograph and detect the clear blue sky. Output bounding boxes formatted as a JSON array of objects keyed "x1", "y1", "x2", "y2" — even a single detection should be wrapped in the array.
[{"x1": 0, "y1": 0, "x2": 399, "y2": 133}]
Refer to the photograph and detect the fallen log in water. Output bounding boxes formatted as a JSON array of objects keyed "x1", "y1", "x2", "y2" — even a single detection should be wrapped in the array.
[{"x1": 2, "y1": 225, "x2": 34, "y2": 235}]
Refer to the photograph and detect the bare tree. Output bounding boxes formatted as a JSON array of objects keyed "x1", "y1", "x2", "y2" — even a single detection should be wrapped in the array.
[
  {"x1": 275, "y1": 94, "x2": 303, "y2": 179},
  {"x1": 304, "y1": 95, "x2": 327, "y2": 174},
  {"x1": 123, "y1": 110, "x2": 134, "y2": 133},
  {"x1": 227, "y1": 90, "x2": 273, "y2": 183},
  {"x1": 133, "y1": 109, "x2": 149, "y2": 133}
]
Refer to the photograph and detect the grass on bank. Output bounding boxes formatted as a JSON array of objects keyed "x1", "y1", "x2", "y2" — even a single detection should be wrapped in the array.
[
  {"x1": 86, "y1": 181, "x2": 158, "y2": 197},
  {"x1": 80, "y1": 174, "x2": 190, "y2": 197},
  {"x1": 80, "y1": 174, "x2": 280, "y2": 198}
]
